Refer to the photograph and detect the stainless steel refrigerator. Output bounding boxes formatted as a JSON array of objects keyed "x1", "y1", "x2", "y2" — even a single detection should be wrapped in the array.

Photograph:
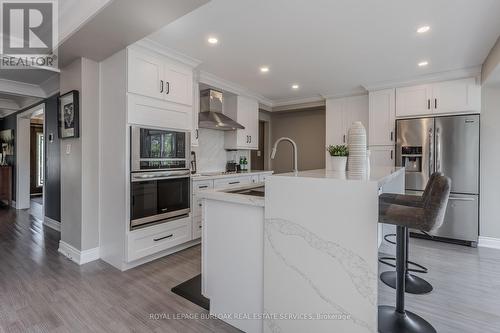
[{"x1": 396, "y1": 114, "x2": 480, "y2": 246}]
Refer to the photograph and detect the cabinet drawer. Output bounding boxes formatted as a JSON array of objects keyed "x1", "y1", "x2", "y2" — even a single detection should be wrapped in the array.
[
  {"x1": 192, "y1": 180, "x2": 214, "y2": 195},
  {"x1": 259, "y1": 173, "x2": 271, "y2": 183},
  {"x1": 214, "y1": 176, "x2": 252, "y2": 189},
  {"x1": 127, "y1": 218, "x2": 192, "y2": 262}
]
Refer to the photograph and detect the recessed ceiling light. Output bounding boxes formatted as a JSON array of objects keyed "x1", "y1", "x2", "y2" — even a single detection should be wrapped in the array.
[
  {"x1": 260, "y1": 66, "x2": 269, "y2": 73},
  {"x1": 417, "y1": 25, "x2": 430, "y2": 34},
  {"x1": 291, "y1": 84, "x2": 299, "y2": 90},
  {"x1": 418, "y1": 61, "x2": 429, "y2": 67},
  {"x1": 207, "y1": 37, "x2": 218, "y2": 44}
]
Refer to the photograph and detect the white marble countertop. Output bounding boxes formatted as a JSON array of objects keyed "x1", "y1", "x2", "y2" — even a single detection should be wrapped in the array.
[
  {"x1": 192, "y1": 170, "x2": 273, "y2": 181},
  {"x1": 198, "y1": 183, "x2": 265, "y2": 207},
  {"x1": 274, "y1": 167, "x2": 405, "y2": 187}
]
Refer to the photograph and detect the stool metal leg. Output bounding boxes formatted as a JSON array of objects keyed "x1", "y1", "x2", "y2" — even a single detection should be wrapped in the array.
[
  {"x1": 378, "y1": 226, "x2": 437, "y2": 333},
  {"x1": 380, "y1": 231, "x2": 433, "y2": 294}
]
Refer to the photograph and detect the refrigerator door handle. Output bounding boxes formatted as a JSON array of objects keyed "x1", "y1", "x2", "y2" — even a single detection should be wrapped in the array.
[
  {"x1": 428, "y1": 128, "x2": 434, "y2": 176},
  {"x1": 436, "y1": 127, "x2": 441, "y2": 172},
  {"x1": 449, "y1": 197, "x2": 476, "y2": 202}
]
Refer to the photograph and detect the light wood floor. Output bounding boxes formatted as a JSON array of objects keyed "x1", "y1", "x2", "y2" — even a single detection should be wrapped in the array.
[
  {"x1": 1, "y1": 206, "x2": 499, "y2": 333},
  {"x1": 0, "y1": 207, "x2": 240, "y2": 333}
]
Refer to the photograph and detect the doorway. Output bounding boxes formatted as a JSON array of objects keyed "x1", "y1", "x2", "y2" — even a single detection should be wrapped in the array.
[
  {"x1": 251, "y1": 121, "x2": 266, "y2": 170},
  {"x1": 16, "y1": 104, "x2": 45, "y2": 221}
]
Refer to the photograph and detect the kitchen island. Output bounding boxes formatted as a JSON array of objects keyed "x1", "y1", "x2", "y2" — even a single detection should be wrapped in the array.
[{"x1": 199, "y1": 167, "x2": 405, "y2": 333}]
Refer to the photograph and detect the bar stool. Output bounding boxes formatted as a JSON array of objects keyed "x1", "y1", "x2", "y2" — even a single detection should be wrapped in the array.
[
  {"x1": 378, "y1": 174, "x2": 451, "y2": 333},
  {"x1": 378, "y1": 172, "x2": 443, "y2": 295}
]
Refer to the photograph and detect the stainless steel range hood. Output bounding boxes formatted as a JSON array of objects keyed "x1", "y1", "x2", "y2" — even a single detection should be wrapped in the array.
[{"x1": 199, "y1": 89, "x2": 245, "y2": 131}]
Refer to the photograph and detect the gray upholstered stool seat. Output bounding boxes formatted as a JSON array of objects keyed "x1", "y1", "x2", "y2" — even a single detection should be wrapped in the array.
[
  {"x1": 378, "y1": 174, "x2": 451, "y2": 333},
  {"x1": 378, "y1": 173, "x2": 444, "y2": 294}
]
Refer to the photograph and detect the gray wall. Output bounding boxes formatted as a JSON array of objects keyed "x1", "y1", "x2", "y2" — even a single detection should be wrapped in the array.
[
  {"x1": 59, "y1": 57, "x2": 100, "y2": 252},
  {"x1": 270, "y1": 107, "x2": 326, "y2": 174},
  {"x1": 480, "y1": 85, "x2": 500, "y2": 239}
]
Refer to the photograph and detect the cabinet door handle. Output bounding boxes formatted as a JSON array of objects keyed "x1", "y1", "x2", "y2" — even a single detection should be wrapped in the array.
[
  {"x1": 427, "y1": 99, "x2": 431, "y2": 110},
  {"x1": 154, "y1": 234, "x2": 173, "y2": 242},
  {"x1": 391, "y1": 150, "x2": 394, "y2": 160},
  {"x1": 434, "y1": 98, "x2": 437, "y2": 109},
  {"x1": 249, "y1": 136, "x2": 252, "y2": 143},
  {"x1": 160, "y1": 80, "x2": 164, "y2": 93},
  {"x1": 195, "y1": 129, "x2": 199, "y2": 139},
  {"x1": 343, "y1": 135, "x2": 346, "y2": 143},
  {"x1": 165, "y1": 82, "x2": 170, "y2": 94},
  {"x1": 198, "y1": 185, "x2": 208, "y2": 189},
  {"x1": 390, "y1": 131, "x2": 394, "y2": 141}
]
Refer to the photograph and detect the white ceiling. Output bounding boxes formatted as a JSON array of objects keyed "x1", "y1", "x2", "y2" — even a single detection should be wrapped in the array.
[{"x1": 149, "y1": 0, "x2": 500, "y2": 104}]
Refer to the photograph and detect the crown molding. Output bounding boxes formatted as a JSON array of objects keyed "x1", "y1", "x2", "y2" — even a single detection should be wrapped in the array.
[
  {"x1": 134, "y1": 38, "x2": 203, "y2": 68},
  {"x1": 0, "y1": 79, "x2": 47, "y2": 98},
  {"x1": 198, "y1": 70, "x2": 274, "y2": 107},
  {"x1": 362, "y1": 66, "x2": 482, "y2": 91},
  {"x1": 0, "y1": 98, "x2": 20, "y2": 111}
]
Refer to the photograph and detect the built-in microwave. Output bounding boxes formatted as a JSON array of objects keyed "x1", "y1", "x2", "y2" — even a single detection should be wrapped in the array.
[
  {"x1": 131, "y1": 126, "x2": 190, "y2": 172},
  {"x1": 130, "y1": 126, "x2": 191, "y2": 229}
]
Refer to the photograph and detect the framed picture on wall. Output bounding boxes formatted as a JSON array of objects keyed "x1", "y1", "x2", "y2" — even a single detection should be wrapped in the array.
[{"x1": 58, "y1": 90, "x2": 79, "y2": 139}]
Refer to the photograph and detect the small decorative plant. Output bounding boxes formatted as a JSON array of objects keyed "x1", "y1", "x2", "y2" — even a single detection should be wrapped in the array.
[{"x1": 327, "y1": 145, "x2": 349, "y2": 157}]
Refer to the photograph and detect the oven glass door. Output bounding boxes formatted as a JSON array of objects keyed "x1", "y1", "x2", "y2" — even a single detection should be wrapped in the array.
[
  {"x1": 131, "y1": 176, "x2": 190, "y2": 227},
  {"x1": 140, "y1": 128, "x2": 186, "y2": 159}
]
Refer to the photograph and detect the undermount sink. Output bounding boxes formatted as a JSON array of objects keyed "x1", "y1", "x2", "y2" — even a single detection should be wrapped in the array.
[{"x1": 227, "y1": 186, "x2": 265, "y2": 197}]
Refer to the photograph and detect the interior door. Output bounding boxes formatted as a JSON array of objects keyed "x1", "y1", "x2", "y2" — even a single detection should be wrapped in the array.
[
  {"x1": 435, "y1": 115, "x2": 479, "y2": 194},
  {"x1": 396, "y1": 118, "x2": 434, "y2": 191}
]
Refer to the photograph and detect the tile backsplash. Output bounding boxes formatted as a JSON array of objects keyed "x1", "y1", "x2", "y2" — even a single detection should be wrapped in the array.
[{"x1": 193, "y1": 128, "x2": 250, "y2": 173}]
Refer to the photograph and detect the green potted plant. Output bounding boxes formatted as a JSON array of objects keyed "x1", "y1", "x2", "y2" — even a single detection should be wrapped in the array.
[{"x1": 326, "y1": 145, "x2": 348, "y2": 171}]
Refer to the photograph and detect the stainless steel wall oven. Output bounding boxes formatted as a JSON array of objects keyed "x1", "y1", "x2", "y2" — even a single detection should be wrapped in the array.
[{"x1": 130, "y1": 127, "x2": 191, "y2": 229}]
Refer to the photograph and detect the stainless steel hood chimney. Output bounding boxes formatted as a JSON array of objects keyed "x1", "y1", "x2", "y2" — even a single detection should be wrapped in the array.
[{"x1": 199, "y1": 89, "x2": 245, "y2": 131}]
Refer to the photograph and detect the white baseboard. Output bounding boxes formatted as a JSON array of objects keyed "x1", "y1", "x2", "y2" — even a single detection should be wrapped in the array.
[
  {"x1": 58, "y1": 241, "x2": 100, "y2": 265},
  {"x1": 478, "y1": 236, "x2": 500, "y2": 250},
  {"x1": 43, "y1": 217, "x2": 61, "y2": 232}
]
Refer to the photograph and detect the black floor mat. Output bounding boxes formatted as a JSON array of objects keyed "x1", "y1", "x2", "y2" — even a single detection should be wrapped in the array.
[{"x1": 171, "y1": 274, "x2": 210, "y2": 310}]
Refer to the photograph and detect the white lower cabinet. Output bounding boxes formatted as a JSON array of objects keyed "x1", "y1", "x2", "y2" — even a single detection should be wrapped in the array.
[
  {"x1": 370, "y1": 146, "x2": 395, "y2": 168},
  {"x1": 191, "y1": 172, "x2": 271, "y2": 239},
  {"x1": 214, "y1": 176, "x2": 252, "y2": 188},
  {"x1": 127, "y1": 217, "x2": 192, "y2": 262}
]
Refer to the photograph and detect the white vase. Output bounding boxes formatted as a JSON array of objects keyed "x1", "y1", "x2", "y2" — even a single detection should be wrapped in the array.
[
  {"x1": 329, "y1": 156, "x2": 347, "y2": 172},
  {"x1": 347, "y1": 121, "x2": 367, "y2": 174}
]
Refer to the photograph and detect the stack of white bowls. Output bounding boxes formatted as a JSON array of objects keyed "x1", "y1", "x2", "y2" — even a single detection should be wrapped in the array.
[{"x1": 347, "y1": 121, "x2": 367, "y2": 177}]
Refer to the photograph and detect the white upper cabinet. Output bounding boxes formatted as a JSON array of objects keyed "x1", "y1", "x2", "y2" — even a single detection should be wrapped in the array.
[
  {"x1": 369, "y1": 89, "x2": 395, "y2": 146},
  {"x1": 224, "y1": 95, "x2": 259, "y2": 150},
  {"x1": 128, "y1": 48, "x2": 165, "y2": 100},
  {"x1": 164, "y1": 65, "x2": 193, "y2": 106},
  {"x1": 395, "y1": 84, "x2": 433, "y2": 117},
  {"x1": 432, "y1": 77, "x2": 481, "y2": 114},
  {"x1": 395, "y1": 77, "x2": 480, "y2": 117},
  {"x1": 127, "y1": 47, "x2": 193, "y2": 106},
  {"x1": 326, "y1": 95, "x2": 369, "y2": 146}
]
